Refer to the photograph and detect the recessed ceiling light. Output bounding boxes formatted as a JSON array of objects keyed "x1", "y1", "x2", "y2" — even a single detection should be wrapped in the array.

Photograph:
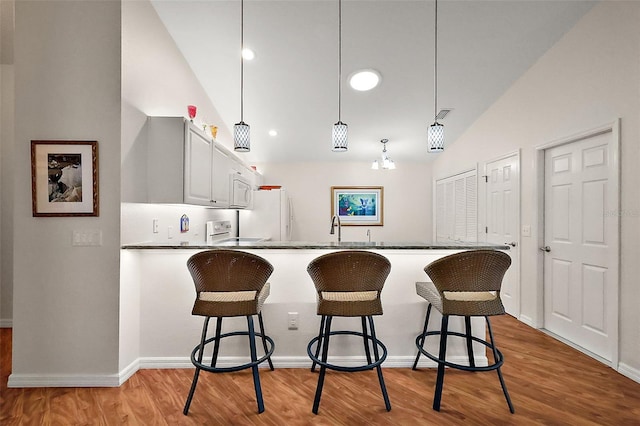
[
  {"x1": 242, "y1": 48, "x2": 255, "y2": 60},
  {"x1": 349, "y1": 69, "x2": 381, "y2": 91},
  {"x1": 268, "y1": 129, "x2": 278, "y2": 137}
]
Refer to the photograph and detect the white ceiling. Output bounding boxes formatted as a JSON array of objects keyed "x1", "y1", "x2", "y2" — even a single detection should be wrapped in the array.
[{"x1": 151, "y1": 0, "x2": 596, "y2": 164}]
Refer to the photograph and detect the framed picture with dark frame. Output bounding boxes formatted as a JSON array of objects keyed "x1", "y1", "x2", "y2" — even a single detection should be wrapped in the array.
[
  {"x1": 331, "y1": 186, "x2": 383, "y2": 226},
  {"x1": 31, "y1": 140, "x2": 99, "y2": 217}
]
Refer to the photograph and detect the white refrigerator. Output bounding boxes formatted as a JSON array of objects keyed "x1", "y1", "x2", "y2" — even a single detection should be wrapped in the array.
[{"x1": 239, "y1": 188, "x2": 292, "y2": 241}]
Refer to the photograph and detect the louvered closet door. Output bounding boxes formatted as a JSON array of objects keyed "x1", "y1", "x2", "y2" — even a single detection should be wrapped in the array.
[{"x1": 435, "y1": 170, "x2": 477, "y2": 243}]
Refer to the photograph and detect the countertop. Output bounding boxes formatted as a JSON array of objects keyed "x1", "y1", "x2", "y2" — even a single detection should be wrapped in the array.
[{"x1": 121, "y1": 240, "x2": 509, "y2": 250}]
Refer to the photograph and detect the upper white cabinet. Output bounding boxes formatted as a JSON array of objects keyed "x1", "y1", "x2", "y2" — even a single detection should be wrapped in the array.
[
  {"x1": 212, "y1": 144, "x2": 231, "y2": 206},
  {"x1": 146, "y1": 117, "x2": 256, "y2": 207},
  {"x1": 184, "y1": 123, "x2": 214, "y2": 205}
]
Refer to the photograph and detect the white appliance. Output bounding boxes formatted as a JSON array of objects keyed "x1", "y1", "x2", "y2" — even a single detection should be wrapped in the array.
[
  {"x1": 239, "y1": 188, "x2": 292, "y2": 241},
  {"x1": 229, "y1": 174, "x2": 252, "y2": 208}
]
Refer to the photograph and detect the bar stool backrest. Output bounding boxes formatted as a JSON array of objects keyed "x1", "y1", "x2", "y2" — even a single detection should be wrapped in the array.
[
  {"x1": 307, "y1": 250, "x2": 391, "y2": 293},
  {"x1": 425, "y1": 250, "x2": 511, "y2": 293},
  {"x1": 187, "y1": 250, "x2": 274, "y2": 318}
]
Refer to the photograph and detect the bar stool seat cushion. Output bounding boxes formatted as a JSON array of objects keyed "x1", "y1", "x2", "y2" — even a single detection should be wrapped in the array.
[
  {"x1": 317, "y1": 290, "x2": 382, "y2": 317},
  {"x1": 416, "y1": 281, "x2": 504, "y2": 317},
  {"x1": 193, "y1": 283, "x2": 270, "y2": 318}
]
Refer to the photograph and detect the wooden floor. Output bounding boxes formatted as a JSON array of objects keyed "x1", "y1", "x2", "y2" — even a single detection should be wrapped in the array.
[{"x1": 2, "y1": 316, "x2": 640, "y2": 425}]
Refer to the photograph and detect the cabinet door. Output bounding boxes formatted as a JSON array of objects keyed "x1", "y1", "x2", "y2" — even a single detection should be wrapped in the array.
[
  {"x1": 212, "y1": 144, "x2": 230, "y2": 207},
  {"x1": 184, "y1": 126, "x2": 213, "y2": 205}
]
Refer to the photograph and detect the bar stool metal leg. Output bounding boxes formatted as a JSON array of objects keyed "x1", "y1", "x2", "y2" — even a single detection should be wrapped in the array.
[
  {"x1": 413, "y1": 303, "x2": 432, "y2": 370},
  {"x1": 247, "y1": 315, "x2": 265, "y2": 414},
  {"x1": 210, "y1": 317, "x2": 223, "y2": 368},
  {"x1": 433, "y1": 314, "x2": 449, "y2": 412},
  {"x1": 311, "y1": 315, "x2": 326, "y2": 372},
  {"x1": 361, "y1": 316, "x2": 373, "y2": 365},
  {"x1": 486, "y1": 316, "x2": 515, "y2": 413},
  {"x1": 257, "y1": 312, "x2": 274, "y2": 371},
  {"x1": 464, "y1": 316, "x2": 475, "y2": 368},
  {"x1": 312, "y1": 315, "x2": 333, "y2": 414},
  {"x1": 184, "y1": 317, "x2": 210, "y2": 415},
  {"x1": 368, "y1": 315, "x2": 391, "y2": 411}
]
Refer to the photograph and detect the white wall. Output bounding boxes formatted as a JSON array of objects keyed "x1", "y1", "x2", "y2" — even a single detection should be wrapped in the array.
[
  {"x1": 10, "y1": 0, "x2": 122, "y2": 385},
  {"x1": 431, "y1": 2, "x2": 640, "y2": 377},
  {"x1": 255, "y1": 161, "x2": 433, "y2": 243}
]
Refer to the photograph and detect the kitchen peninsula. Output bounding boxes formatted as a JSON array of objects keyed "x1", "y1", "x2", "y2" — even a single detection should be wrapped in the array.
[{"x1": 120, "y1": 241, "x2": 509, "y2": 375}]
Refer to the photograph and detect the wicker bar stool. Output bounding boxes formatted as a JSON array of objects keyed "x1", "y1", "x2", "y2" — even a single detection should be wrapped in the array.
[
  {"x1": 306, "y1": 250, "x2": 392, "y2": 414},
  {"x1": 183, "y1": 249, "x2": 275, "y2": 415},
  {"x1": 412, "y1": 250, "x2": 514, "y2": 413}
]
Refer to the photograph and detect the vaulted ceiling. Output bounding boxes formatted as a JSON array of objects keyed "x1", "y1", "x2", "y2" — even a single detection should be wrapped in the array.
[{"x1": 151, "y1": 0, "x2": 596, "y2": 164}]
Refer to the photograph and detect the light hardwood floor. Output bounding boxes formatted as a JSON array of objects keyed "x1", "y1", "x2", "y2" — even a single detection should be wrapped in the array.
[{"x1": 2, "y1": 315, "x2": 639, "y2": 425}]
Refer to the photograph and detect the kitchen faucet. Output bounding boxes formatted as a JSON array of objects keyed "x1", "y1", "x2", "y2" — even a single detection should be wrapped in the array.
[{"x1": 330, "y1": 214, "x2": 341, "y2": 242}]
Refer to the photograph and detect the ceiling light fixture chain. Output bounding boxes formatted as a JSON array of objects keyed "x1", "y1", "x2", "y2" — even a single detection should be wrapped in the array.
[
  {"x1": 428, "y1": 0, "x2": 444, "y2": 153},
  {"x1": 234, "y1": 0, "x2": 250, "y2": 152},
  {"x1": 332, "y1": 0, "x2": 348, "y2": 152}
]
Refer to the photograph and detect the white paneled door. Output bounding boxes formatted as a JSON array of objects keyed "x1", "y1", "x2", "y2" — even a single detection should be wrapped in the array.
[
  {"x1": 485, "y1": 154, "x2": 520, "y2": 317},
  {"x1": 543, "y1": 129, "x2": 618, "y2": 363}
]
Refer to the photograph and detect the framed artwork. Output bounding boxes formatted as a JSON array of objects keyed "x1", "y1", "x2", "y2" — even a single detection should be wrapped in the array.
[
  {"x1": 331, "y1": 186, "x2": 383, "y2": 226},
  {"x1": 31, "y1": 140, "x2": 99, "y2": 217}
]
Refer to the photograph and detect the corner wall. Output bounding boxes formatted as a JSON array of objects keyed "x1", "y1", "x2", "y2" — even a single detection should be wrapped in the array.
[
  {"x1": 10, "y1": 0, "x2": 122, "y2": 385},
  {"x1": 431, "y1": 1, "x2": 640, "y2": 377},
  {"x1": 0, "y1": 0, "x2": 15, "y2": 328}
]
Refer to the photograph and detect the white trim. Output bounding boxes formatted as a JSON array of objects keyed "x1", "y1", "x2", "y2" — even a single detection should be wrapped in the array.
[
  {"x1": 8, "y1": 373, "x2": 122, "y2": 388},
  {"x1": 535, "y1": 119, "x2": 620, "y2": 367},
  {"x1": 138, "y1": 355, "x2": 486, "y2": 370},
  {"x1": 118, "y1": 359, "x2": 140, "y2": 386},
  {"x1": 0, "y1": 319, "x2": 13, "y2": 328},
  {"x1": 518, "y1": 314, "x2": 535, "y2": 328},
  {"x1": 618, "y1": 363, "x2": 640, "y2": 384}
]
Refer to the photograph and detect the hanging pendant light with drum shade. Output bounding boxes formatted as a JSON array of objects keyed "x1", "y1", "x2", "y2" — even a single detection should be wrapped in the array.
[
  {"x1": 234, "y1": 0, "x2": 250, "y2": 152},
  {"x1": 428, "y1": 0, "x2": 444, "y2": 153},
  {"x1": 332, "y1": 0, "x2": 348, "y2": 152}
]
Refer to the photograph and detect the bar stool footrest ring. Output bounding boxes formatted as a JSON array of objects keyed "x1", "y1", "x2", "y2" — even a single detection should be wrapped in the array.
[
  {"x1": 191, "y1": 330, "x2": 275, "y2": 373},
  {"x1": 307, "y1": 330, "x2": 387, "y2": 372},
  {"x1": 415, "y1": 330, "x2": 504, "y2": 372}
]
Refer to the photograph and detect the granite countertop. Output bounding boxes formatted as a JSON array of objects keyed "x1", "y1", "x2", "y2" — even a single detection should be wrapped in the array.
[{"x1": 121, "y1": 240, "x2": 509, "y2": 250}]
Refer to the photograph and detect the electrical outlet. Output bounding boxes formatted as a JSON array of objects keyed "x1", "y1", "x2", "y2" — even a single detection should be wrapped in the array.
[{"x1": 287, "y1": 312, "x2": 299, "y2": 330}]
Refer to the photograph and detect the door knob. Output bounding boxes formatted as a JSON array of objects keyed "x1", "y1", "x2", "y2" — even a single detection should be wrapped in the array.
[
  {"x1": 539, "y1": 246, "x2": 551, "y2": 252},
  {"x1": 505, "y1": 241, "x2": 517, "y2": 247}
]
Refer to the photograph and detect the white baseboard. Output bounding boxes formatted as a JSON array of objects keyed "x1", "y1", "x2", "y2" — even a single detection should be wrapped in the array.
[
  {"x1": 0, "y1": 318, "x2": 13, "y2": 328},
  {"x1": 8, "y1": 373, "x2": 122, "y2": 388},
  {"x1": 518, "y1": 314, "x2": 535, "y2": 328},
  {"x1": 618, "y1": 362, "x2": 640, "y2": 384},
  {"x1": 7, "y1": 354, "x2": 489, "y2": 388},
  {"x1": 138, "y1": 354, "x2": 485, "y2": 370},
  {"x1": 118, "y1": 359, "x2": 140, "y2": 385}
]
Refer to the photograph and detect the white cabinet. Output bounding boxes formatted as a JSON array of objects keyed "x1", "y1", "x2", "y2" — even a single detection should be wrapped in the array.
[
  {"x1": 146, "y1": 116, "x2": 257, "y2": 208},
  {"x1": 211, "y1": 144, "x2": 231, "y2": 206},
  {"x1": 184, "y1": 124, "x2": 213, "y2": 205}
]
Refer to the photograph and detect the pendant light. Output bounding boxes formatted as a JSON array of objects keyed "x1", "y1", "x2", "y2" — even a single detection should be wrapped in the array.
[
  {"x1": 371, "y1": 139, "x2": 396, "y2": 170},
  {"x1": 428, "y1": 0, "x2": 444, "y2": 153},
  {"x1": 234, "y1": 0, "x2": 250, "y2": 152},
  {"x1": 332, "y1": 0, "x2": 348, "y2": 152}
]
